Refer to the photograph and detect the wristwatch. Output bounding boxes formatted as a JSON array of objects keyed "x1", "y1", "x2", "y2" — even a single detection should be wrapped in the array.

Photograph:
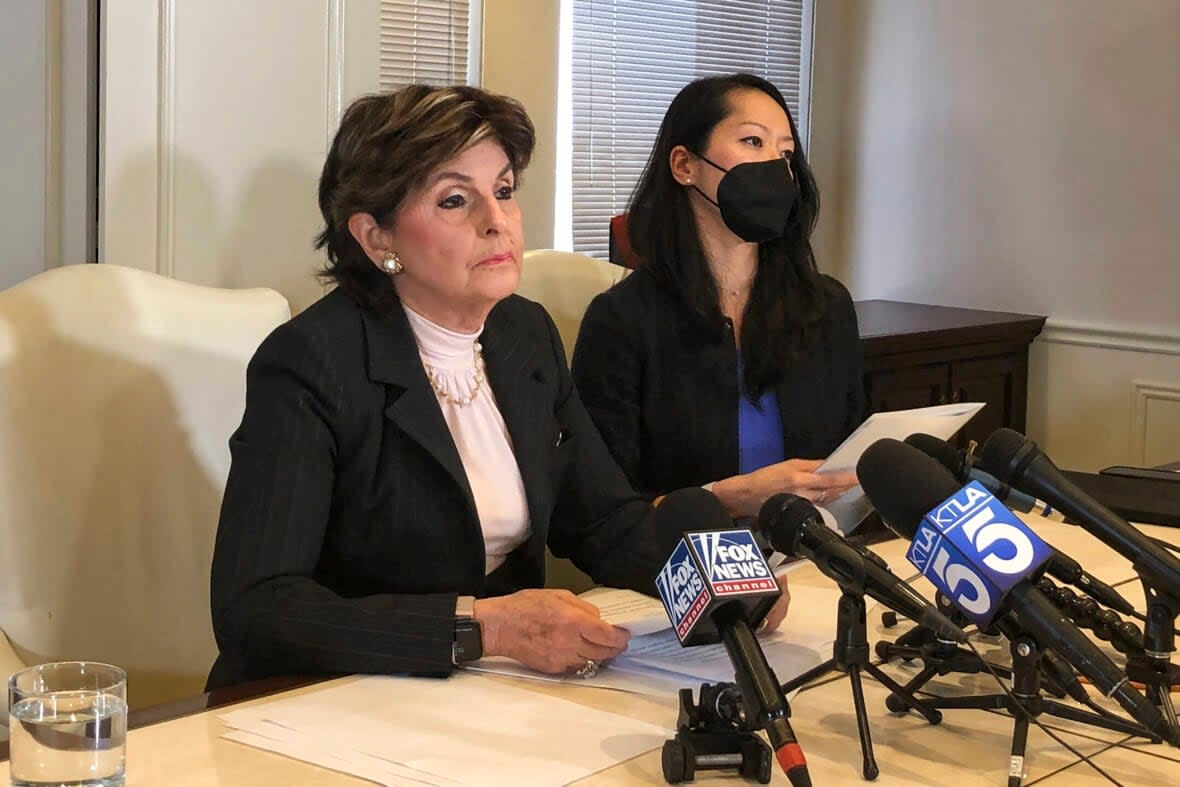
[{"x1": 452, "y1": 595, "x2": 483, "y2": 665}]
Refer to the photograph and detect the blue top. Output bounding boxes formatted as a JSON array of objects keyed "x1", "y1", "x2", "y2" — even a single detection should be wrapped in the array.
[{"x1": 737, "y1": 358, "x2": 786, "y2": 474}]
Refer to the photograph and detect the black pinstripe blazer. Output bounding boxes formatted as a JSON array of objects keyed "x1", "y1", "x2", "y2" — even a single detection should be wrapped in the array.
[
  {"x1": 572, "y1": 269, "x2": 864, "y2": 498},
  {"x1": 206, "y1": 288, "x2": 665, "y2": 690}
]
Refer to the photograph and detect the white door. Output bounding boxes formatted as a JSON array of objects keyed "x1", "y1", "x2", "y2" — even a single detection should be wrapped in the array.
[{"x1": 100, "y1": 0, "x2": 379, "y2": 313}]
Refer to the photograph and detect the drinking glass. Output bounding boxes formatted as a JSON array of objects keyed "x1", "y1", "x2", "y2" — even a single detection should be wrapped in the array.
[{"x1": 7, "y1": 662, "x2": 126, "y2": 787}]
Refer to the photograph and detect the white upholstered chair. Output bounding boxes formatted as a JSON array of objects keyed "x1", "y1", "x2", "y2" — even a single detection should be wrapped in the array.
[
  {"x1": 0, "y1": 631, "x2": 21, "y2": 739},
  {"x1": 0, "y1": 264, "x2": 289, "y2": 726},
  {"x1": 516, "y1": 250, "x2": 629, "y2": 593},
  {"x1": 516, "y1": 249, "x2": 628, "y2": 361}
]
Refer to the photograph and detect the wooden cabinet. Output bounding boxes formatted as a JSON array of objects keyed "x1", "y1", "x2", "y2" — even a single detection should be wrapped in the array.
[{"x1": 856, "y1": 300, "x2": 1046, "y2": 449}]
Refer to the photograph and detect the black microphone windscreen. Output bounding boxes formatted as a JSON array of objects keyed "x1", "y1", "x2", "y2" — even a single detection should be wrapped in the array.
[
  {"x1": 857, "y1": 438, "x2": 960, "y2": 539},
  {"x1": 904, "y1": 433, "x2": 967, "y2": 480},
  {"x1": 651, "y1": 486, "x2": 732, "y2": 555},
  {"x1": 978, "y1": 427, "x2": 1037, "y2": 480},
  {"x1": 757, "y1": 492, "x2": 821, "y2": 555}
]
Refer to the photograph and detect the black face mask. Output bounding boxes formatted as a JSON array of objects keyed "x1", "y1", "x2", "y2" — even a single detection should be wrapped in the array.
[{"x1": 691, "y1": 154, "x2": 798, "y2": 243}]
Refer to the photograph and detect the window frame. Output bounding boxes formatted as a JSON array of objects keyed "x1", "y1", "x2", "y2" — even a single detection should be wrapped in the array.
[{"x1": 556, "y1": 0, "x2": 816, "y2": 256}]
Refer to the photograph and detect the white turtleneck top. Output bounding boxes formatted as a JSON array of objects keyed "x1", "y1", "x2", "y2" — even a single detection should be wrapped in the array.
[{"x1": 402, "y1": 304, "x2": 531, "y2": 574}]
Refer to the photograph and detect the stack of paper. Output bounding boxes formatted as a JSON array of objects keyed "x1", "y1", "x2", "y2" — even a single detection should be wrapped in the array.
[
  {"x1": 220, "y1": 673, "x2": 670, "y2": 787},
  {"x1": 465, "y1": 576, "x2": 833, "y2": 697},
  {"x1": 818, "y1": 402, "x2": 985, "y2": 532},
  {"x1": 596, "y1": 577, "x2": 832, "y2": 690}
]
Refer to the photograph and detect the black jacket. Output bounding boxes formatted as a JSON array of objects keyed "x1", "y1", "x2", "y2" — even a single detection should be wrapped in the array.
[
  {"x1": 207, "y1": 289, "x2": 665, "y2": 690},
  {"x1": 571, "y1": 268, "x2": 864, "y2": 497}
]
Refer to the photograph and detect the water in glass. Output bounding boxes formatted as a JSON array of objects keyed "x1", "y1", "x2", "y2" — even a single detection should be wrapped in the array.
[{"x1": 9, "y1": 690, "x2": 126, "y2": 787}]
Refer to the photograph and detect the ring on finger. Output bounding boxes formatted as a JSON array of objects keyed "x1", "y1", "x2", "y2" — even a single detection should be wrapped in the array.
[{"x1": 575, "y1": 659, "x2": 600, "y2": 679}]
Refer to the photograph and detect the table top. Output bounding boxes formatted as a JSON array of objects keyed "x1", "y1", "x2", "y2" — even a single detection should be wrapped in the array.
[
  {"x1": 854, "y1": 299, "x2": 1047, "y2": 356},
  {"x1": 4, "y1": 520, "x2": 1177, "y2": 786},
  {"x1": 855, "y1": 299, "x2": 1046, "y2": 335}
]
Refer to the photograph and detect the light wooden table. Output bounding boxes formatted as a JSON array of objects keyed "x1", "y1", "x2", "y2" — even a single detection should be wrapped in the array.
[{"x1": 3, "y1": 521, "x2": 1178, "y2": 786}]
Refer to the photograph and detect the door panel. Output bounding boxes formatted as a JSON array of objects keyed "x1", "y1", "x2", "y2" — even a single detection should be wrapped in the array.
[
  {"x1": 951, "y1": 356, "x2": 1019, "y2": 449},
  {"x1": 865, "y1": 363, "x2": 949, "y2": 415}
]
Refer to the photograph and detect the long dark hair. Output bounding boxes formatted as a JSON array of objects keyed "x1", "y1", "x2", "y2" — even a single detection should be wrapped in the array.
[{"x1": 628, "y1": 73, "x2": 824, "y2": 400}]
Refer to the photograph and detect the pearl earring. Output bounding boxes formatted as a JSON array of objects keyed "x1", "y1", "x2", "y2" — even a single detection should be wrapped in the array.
[{"x1": 382, "y1": 251, "x2": 404, "y2": 275}]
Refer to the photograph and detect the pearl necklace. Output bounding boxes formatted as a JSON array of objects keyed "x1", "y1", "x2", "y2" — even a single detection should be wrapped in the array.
[{"x1": 423, "y1": 340, "x2": 487, "y2": 407}]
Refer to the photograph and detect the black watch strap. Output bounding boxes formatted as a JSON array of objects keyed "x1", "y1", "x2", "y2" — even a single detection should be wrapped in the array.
[{"x1": 453, "y1": 618, "x2": 483, "y2": 664}]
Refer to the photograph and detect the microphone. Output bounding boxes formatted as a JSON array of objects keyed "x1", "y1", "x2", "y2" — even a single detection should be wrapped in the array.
[
  {"x1": 756, "y1": 492, "x2": 968, "y2": 643},
  {"x1": 975, "y1": 428, "x2": 1180, "y2": 599},
  {"x1": 652, "y1": 488, "x2": 811, "y2": 787},
  {"x1": 905, "y1": 433, "x2": 1137, "y2": 616},
  {"x1": 904, "y1": 433, "x2": 1063, "y2": 520},
  {"x1": 857, "y1": 438, "x2": 1174, "y2": 742}
]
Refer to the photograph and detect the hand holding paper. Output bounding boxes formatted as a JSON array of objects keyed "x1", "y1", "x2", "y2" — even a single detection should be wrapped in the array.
[
  {"x1": 817, "y1": 402, "x2": 985, "y2": 533},
  {"x1": 712, "y1": 458, "x2": 858, "y2": 517},
  {"x1": 475, "y1": 588, "x2": 630, "y2": 674},
  {"x1": 577, "y1": 586, "x2": 670, "y2": 637}
]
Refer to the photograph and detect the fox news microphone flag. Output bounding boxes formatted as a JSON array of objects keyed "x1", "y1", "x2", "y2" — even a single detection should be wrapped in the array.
[
  {"x1": 654, "y1": 528, "x2": 780, "y2": 645},
  {"x1": 651, "y1": 495, "x2": 810, "y2": 787}
]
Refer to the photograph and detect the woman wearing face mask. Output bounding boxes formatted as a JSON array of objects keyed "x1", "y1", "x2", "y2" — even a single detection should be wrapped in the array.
[{"x1": 572, "y1": 73, "x2": 864, "y2": 520}]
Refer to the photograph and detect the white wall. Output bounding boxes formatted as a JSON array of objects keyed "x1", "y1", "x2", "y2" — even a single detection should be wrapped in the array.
[
  {"x1": 101, "y1": 0, "x2": 379, "y2": 314},
  {"x1": 829, "y1": 1, "x2": 1180, "y2": 470},
  {"x1": 482, "y1": 0, "x2": 560, "y2": 252},
  {"x1": 0, "y1": 3, "x2": 50, "y2": 289},
  {"x1": 97, "y1": 0, "x2": 826, "y2": 299},
  {"x1": 60, "y1": 1, "x2": 99, "y2": 269},
  {"x1": 0, "y1": 1, "x2": 97, "y2": 290},
  {"x1": 808, "y1": 0, "x2": 855, "y2": 275},
  {"x1": 99, "y1": 0, "x2": 557, "y2": 306},
  {"x1": 95, "y1": 1, "x2": 1180, "y2": 470}
]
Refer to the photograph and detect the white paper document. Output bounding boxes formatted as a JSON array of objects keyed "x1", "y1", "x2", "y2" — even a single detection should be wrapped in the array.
[
  {"x1": 817, "y1": 402, "x2": 985, "y2": 532},
  {"x1": 610, "y1": 568, "x2": 833, "y2": 689},
  {"x1": 579, "y1": 585, "x2": 670, "y2": 636},
  {"x1": 219, "y1": 673, "x2": 670, "y2": 787},
  {"x1": 611, "y1": 627, "x2": 824, "y2": 688},
  {"x1": 465, "y1": 655, "x2": 692, "y2": 697},
  {"x1": 468, "y1": 576, "x2": 829, "y2": 697}
]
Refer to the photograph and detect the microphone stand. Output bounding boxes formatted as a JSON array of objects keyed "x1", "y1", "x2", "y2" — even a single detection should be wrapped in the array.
[
  {"x1": 981, "y1": 429, "x2": 1180, "y2": 730},
  {"x1": 1126, "y1": 580, "x2": 1180, "y2": 728},
  {"x1": 884, "y1": 622, "x2": 1163, "y2": 787},
  {"x1": 876, "y1": 594, "x2": 1017, "y2": 702},
  {"x1": 780, "y1": 566, "x2": 941, "y2": 780},
  {"x1": 661, "y1": 682, "x2": 773, "y2": 785},
  {"x1": 663, "y1": 617, "x2": 809, "y2": 785}
]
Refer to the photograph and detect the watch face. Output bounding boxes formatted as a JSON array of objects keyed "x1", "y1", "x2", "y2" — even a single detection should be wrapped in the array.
[{"x1": 454, "y1": 620, "x2": 483, "y2": 663}]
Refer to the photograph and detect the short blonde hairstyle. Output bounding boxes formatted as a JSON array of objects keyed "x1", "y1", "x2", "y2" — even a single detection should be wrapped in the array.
[{"x1": 316, "y1": 84, "x2": 535, "y2": 313}]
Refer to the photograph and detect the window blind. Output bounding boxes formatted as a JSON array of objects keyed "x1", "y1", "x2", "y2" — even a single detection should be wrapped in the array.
[
  {"x1": 379, "y1": 0, "x2": 473, "y2": 90},
  {"x1": 569, "y1": 0, "x2": 811, "y2": 259}
]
